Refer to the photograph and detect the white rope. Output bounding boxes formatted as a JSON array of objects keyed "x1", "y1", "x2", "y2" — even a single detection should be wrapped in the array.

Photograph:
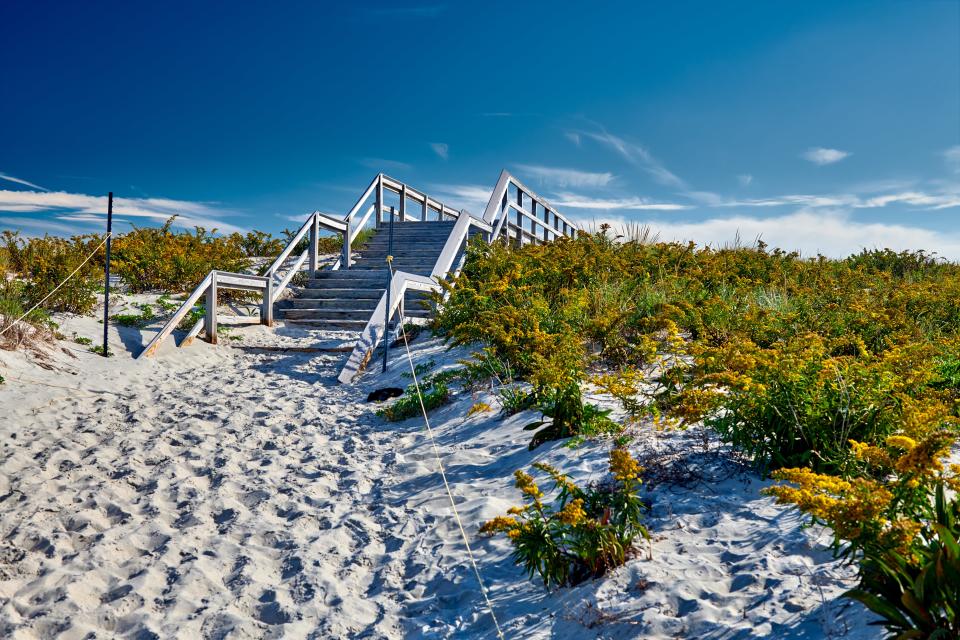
[
  {"x1": 387, "y1": 259, "x2": 506, "y2": 639},
  {"x1": 0, "y1": 234, "x2": 111, "y2": 338}
]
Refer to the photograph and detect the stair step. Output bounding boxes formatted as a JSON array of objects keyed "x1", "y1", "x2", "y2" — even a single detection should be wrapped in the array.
[
  {"x1": 283, "y1": 308, "x2": 377, "y2": 320},
  {"x1": 284, "y1": 318, "x2": 369, "y2": 330},
  {"x1": 295, "y1": 288, "x2": 385, "y2": 299},
  {"x1": 289, "y1": 297, "x2": 381, "y2": 309}
]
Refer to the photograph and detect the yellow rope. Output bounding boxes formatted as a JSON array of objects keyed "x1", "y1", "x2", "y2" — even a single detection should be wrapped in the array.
[{"x1": 387, "y1": 262, "x2": 506, "y2": 639}]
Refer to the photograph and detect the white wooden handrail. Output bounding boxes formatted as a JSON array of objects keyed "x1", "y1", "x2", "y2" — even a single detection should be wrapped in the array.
[
  {"x1": 484, "y1": 169, "x2": 579, "y2": 245},
  {"x1": 138, "y1": 271, "x2": 273, "y2": 358},
  {"x1": 338, "y1": 213, "x2": 492, "y2": 383}
]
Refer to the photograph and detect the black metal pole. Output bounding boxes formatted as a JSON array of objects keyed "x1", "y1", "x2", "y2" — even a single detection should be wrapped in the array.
[
  {"x1": 382, "y1": 205, "x2": 396, "y2": 372},
  {"x1": 102, "y1": 192, "x2": 113, "y2": 357}
]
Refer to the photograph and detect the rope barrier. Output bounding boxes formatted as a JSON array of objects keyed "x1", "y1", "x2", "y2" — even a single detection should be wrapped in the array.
[
  {"x1": 0, "y1": 234, "x2": 111, "y2": 338},
  {"x1": 387, "y1": 261, "x2": 507, "y2": 639}
]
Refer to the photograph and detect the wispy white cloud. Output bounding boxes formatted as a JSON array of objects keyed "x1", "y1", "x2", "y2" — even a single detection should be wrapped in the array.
[
  {"x1": 552, "y1": 192, "x2": 689, "y2": 211},
  {"x1": 564, "y1": 132, "x2": 581, "y2": 147},
  {"x1": 574, "y1": 127, "x2": 686, "y2": 188},
  {"x1": 360, "y1": 158, "x2": 412, "y2": 172},
  {"x1": 0, "y1": 216, "x2": 84, "y2": 235},
  {"x1": 429, "y1": 142, "x2": 449, "y2": 160},
  {"x1": 738, "y1": 174, "x2": 753, "y2": 187},
  {"x1": 0, "y1": 171, "x2": 48, "y2": 191},
  {"x1": 943, "y1": 146, "x2": 960, "y2": 173},
  {"x1": 802, "y1": 147, "x2": 851, "y2": 166},
  {"x1": 716, "y1": 189, "x2": 960, "y2": 210},
  {"x1": 627, "y1": 209, "x2": 960, "y2": 260},
  {"x1": 0, "y1": 190, "x2": 245, "y2": 234},
  {"x1": 515, "y1": 165, "x2": 614, "y2": 189},
  {"x1": 429, "y1": 183, "x2": 491, "y2": 214}
]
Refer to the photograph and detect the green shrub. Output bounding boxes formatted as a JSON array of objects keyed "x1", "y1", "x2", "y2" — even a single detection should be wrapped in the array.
[
  {"x1": 481, "y1": 449, "x2": 648, "y2": 587},
  {"x1": 524, "y1": 381, "x2": 619, "y2": 450},
  {"x1": 110, "y1": 303, "x2": 156, "y2": 327},
  {"x1": 767, "y1": 432, "x2": 960, "y2": 638},
  {"x1": 377, "y1": 372, "x2": 455, "y2": 421},
  {"x1": 111, "y1": 218, "x2": 250, "y2": 293},
  {"x1": 1, "y1": 230, "x2": 103, "y2": 313}
]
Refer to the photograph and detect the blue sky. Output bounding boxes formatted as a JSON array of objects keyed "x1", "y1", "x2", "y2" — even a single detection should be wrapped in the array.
[{"x1": 1, "y1": 1, "x2": 959, "y2": 257}]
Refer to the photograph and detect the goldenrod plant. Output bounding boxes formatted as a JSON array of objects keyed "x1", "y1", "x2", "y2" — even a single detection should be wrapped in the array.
[
  {"x1": 766, "y1": 432, "x2": 960, "y2": 637},
  {"x1": 481, "y1": 448, "x2": 648, "y2": 587}
]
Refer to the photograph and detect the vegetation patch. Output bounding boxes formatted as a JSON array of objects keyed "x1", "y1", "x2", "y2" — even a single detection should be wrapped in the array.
[{"x1": 481, "y1": 449, "x2": 648, "y2": 587}]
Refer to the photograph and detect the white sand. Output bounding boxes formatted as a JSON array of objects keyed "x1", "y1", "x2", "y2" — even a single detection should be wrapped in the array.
[{"x1": 0, "y1": 306, "x2": 879, "y2": 639}]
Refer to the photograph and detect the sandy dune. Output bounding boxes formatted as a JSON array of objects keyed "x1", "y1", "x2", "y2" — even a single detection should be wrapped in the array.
[{"x1": 0, "y1": 316, "x2": 877, "y2": 639}]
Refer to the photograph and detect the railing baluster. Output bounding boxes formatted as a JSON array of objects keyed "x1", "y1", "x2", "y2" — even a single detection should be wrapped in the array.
[
  {"x1": 205, "y1": 272, "x2": 218, "y2": 344},
  {"x1": 309, "y1": 213, "x2": 319, "y2": 276}
]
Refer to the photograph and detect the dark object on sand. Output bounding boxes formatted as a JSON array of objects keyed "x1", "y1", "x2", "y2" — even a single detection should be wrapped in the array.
[{"x1": 367, "y1": 387, "x2": 404, "y2": 403}]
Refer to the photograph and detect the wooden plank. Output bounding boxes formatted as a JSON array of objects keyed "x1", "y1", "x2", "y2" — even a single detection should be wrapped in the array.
[
  {"x1": 266, "y1": 213, "x2": 314, "y2": 276},
  {"x1": 338, "y1": 270, "x2": 439, "y2": 384},
  {"x1": 138, "y1": 272, "x2": 213, "y2": 358},
  {"x1": 309, "y1": 214, "x2": 319, "y2": 275},
  {"x1": 262, "y1": 277, "x2": 273, "y2": 326},
  {"x1": 482, "y1": 169, "x2": 512, "y2": 224},
  {"x1": 272, "y1": 249, "x2": 308, "y2": 302},
  {"x1": 205, "y1": 273, "x2": 218, "y2": 344},
  {"x1": 180, "y1": 317, "x2": 204, "y2": 348},
  {"x1": 213, "y1": 272, "x2": 267, "y2": 289}
]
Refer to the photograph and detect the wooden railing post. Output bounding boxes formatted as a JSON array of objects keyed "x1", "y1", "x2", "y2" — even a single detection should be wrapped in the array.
[
  {"x1": 262, "y1": 277, "x2": 274, "y2": 326},
  {"x1": 342, "y1": 218, "x2": 352, "y2": 269},
  {"x1": 309, "y1": 213, "x2": 319, "y2": 276},
  {"x1": 205, "y1": 272, "x2": 218, "y2": 344},
  {"x1": 515, "y1": 190, "x2": 523, "y2": 246}
]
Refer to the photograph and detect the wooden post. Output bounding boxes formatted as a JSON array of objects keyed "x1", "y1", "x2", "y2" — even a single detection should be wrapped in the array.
[
  {"x1": 542, "y1": 205, "x2": 549, "y2": 243},
  {"x1": 262, "y1": 277, "x2": 274, "y2": 326},
  {"x1": 342, "y1": 218, "x2": 352, "y2": 269},
  {"x1": 382, "y1": 204, "x2": 395, "y2": 372},
  {"x1": 102, "y1": 192, "x2": 113, "y2": 357},
  {"x1": 422, "y1": 194, "x2": 428, "y2": 221},
  {"x1": 205, "y1": 273, "x2": 218, "y2": 344},
  {"x1": 516, "y1": 190, "x2": 523, "y2": 246},
  {"x1": 309, "y1": 214, "x2": 319, "y2": 276},
  {"x1": 400, "y1": 185, "x2": 407, "y2": 222}
]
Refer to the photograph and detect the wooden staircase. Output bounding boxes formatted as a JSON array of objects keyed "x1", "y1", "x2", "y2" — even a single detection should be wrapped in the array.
[
  {"x1": 280, "y1": 220, "x2": 458, "y2": 330},
  {"x1": 138, "y1": 171, "x2": 579, "y2": 383}
]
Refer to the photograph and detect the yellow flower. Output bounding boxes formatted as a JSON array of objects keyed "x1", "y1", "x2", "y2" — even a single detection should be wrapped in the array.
[
  {"x1": 885, "y1": 435, "x2": 917, "y2": 451},
  {"x1": 467, "y1": 401, "x2": 492, "y2": 417},
  {"x1": 533, "y1": 462, "x2": 579, "y2": 494},
  {"x1": 479, "y1": 516, "x2": 518, "y2": 535},
  {"x1": 557, "y1": 499, "x2": 587, "y2": 526},
  {"x1": 609, "y1": 448, "x2": 642, "y2": 483},
  {"x1": 514, "y1": 470, "x2": 543, "y2": 500}
]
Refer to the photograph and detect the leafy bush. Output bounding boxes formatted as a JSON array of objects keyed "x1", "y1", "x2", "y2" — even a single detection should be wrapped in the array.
[
  {"x1": 377, "y1": 371, "x2": 457, "y2": 422},
  {"x1": 111, "y1": 218, "x2": 250, "y2": 293},
  {"x1": 232, "y1": 230, "x2": 284, "y2": 257},
  {"x1": 481, "y1": 449, "x2": 648, "y2": 587},
  {"x1": 524, "y1": 381, "x2": 619, "y2": 450},
  {"x1": 438, "y1": 231, "x2": 960, "y2": 466},
  {"x1": 1, "y1": 230, "x2": 103, "y2": 313},
  {"x1": 111, "y1": 303, "x2": 156, "y2": 327},
  {"x1": 766, "y1": 432, "x2": 960, "y2": 637},
  {"x1": 676, "y1": 336, "x2": 947, "y2": 472}
]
